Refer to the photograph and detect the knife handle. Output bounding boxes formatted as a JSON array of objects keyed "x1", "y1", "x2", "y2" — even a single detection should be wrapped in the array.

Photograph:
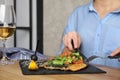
[
  {"x1": 71, "y1": 39, "x2": 75, "y2": 49},
  {"x1": 108, "y1": 53, "x2": 120, "y2": 59},
  {"x1": 71, "y1": 39, "x2": 78, "y2": 52}
]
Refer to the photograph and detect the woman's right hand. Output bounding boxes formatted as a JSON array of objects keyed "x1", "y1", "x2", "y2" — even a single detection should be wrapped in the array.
[{"x1": 63, "y1": 31, "x2": 81, "y2": 51}]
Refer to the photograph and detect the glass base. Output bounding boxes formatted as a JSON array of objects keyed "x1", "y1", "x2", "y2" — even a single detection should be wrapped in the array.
[{"x1": 0, "y1": 56, "x2": 15, "y2": 65}]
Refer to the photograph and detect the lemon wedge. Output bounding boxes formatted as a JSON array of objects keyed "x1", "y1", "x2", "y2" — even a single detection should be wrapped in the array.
[{"x1": 28, "y1": 60, "x2": 38, "y2": 70}]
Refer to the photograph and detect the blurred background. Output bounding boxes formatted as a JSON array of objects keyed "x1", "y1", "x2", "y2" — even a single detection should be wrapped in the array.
[{"x1": 0, "y1": 0, "x2": 90, "y2": 56}]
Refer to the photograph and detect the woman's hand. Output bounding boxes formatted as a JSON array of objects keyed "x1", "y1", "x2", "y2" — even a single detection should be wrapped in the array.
[
  {"x1": 63, "y1": 31, "x2": 81, "y2": 51},
  {"x1": 110, "y1": 47, "x2": 120, "y2": 62}
]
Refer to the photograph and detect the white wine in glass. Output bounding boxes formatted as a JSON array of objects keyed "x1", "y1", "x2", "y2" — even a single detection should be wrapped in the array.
[{"x1": 0, "y1": 4, "x2": 16, "y2": 65}]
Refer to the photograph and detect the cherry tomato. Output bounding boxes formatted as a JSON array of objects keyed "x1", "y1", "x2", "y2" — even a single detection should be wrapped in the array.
[
  {"x1": 61, "y1": 51, "x2": 71, "y2": 57},
  {"x1": 73, "y1": 59, "x2": 83, "y2": 64}
]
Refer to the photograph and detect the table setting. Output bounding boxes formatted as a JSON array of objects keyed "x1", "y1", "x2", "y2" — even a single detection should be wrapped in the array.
[
  {"x1": 17, "y1": 41, "x2": 107, "y2": 75},
  {"x1": 0, "y1": 40, "x2": 107, "y2": 75},
  {"x1": 0, "y1": 33, "x2": 118, "y2": 76}
]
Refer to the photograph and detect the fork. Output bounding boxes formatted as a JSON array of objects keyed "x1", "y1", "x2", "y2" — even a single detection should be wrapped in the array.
[
  {"x1": 85, "y1": 54, "x2": 120, "y2": 63},
  {"x1": 71, "y1": 39, "x2": 120, "y2": 63}
]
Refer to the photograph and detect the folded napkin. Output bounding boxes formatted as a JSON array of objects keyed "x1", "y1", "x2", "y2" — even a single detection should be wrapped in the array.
[{"x1": 6, "y1": 47, "x2": 47, "y2": 60}]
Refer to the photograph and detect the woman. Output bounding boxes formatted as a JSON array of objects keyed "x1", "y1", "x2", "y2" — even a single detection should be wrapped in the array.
[{"x1": 62, "y1": 0, "x2": 120, "y2": 68}]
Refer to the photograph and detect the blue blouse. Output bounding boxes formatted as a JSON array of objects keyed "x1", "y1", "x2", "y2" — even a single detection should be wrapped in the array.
[{"x1": 59, "y1": 1, "x2": 120, "y2": 68}]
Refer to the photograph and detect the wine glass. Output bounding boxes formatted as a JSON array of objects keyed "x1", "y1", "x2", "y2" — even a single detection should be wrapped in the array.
[{"x1": 0, "y1": 4, "x2": 16, "y2": 65}]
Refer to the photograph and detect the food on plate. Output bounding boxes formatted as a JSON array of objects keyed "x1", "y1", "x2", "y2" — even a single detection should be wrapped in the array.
[
  {"x1": 28, "y1": 60, "x2": 38, "y2": 70},
  {"x1": 39, "y1": 50, "x2": 87, "y2": 71},
  {"x1": 68, "y1": 63, "x2": 87, "y2": 71}
]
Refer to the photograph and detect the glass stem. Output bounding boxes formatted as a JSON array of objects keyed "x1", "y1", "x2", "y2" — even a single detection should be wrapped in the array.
[{"x1": 2, "y1": 39, "x2": 7, "y2": 59}]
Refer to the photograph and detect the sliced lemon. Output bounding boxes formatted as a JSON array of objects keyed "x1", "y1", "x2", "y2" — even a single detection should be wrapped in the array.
[{"x1": 28, "y1": 60, "x2": 38, "y2": 70}]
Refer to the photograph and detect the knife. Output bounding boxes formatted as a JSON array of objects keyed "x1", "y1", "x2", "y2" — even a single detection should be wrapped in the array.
[{"x1": 71, "y1": 39, "x2": 79, "y2": 52}]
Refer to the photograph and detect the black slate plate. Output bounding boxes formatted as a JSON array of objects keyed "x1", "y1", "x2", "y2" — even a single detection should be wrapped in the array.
[{"x1": 19, "y1": 60, "x2": 106, "y2": 75}]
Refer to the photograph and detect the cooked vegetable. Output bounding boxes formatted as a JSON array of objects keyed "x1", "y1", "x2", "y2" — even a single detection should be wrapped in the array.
[
  {"x1": 71, "y1": 52, "x2": 80, "y2": 57},
  {"x1": 47, "y1": 51, "x2": 83, "y2": 67},
  {"x1": 39, "y1": 50, "x2": 87, "y2": 71},
  {"x1": 53, "y1": 59, "x2": 64, "y2": 65}
]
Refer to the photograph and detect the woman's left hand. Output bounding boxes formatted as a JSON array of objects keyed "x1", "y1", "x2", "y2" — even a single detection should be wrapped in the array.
[{"x1": 110, "y1": 47, "x2": 120, "y2": 62}]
